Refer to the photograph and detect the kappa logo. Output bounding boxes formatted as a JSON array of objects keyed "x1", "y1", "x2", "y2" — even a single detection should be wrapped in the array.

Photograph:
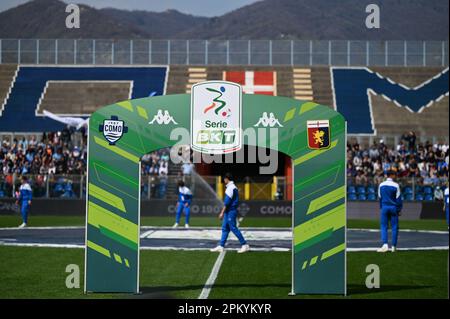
[
  {"x1": 149, "y1": 109, "x2": 178, "y2": 125},
  {"x1": 99, "y1": 116, "x2": 128, "y2": 145},
  {"x1": 254, "y1": 112, "x2": 283, "y2": 127},
  {"x1": 203, "y1": 86, "x2": 232, "y2": 118}
]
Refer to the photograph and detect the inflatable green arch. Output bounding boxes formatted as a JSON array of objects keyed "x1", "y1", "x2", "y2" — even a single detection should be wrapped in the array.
[{"x1": 85, "y1": 82, "x2": 347, "y2": 295}]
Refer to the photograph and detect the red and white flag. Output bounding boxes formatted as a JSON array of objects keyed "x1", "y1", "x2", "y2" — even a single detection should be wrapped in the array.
[{"x1": 223, "y1": 71, "x2": 277, "y2": 95}]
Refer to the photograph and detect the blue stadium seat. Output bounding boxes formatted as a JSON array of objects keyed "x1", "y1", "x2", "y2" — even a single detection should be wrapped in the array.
[
  {"x1": 0, "y1": 191, "x2": 4, "y2": 198},
  {"x1": 403, "y1": 186, "x2": 413, "y2": 194},
  {"x1": 423, "y1": 186, "x2": 433, "y2": 194},
  {"x1": 357, "y1": 186, "x2": 366, "y2": 194},
  {"x1": 367, "y1": 186, "x2": 376, "y2": 194},
  {"x1": 404, "y1": 193, "x2": 414, "y2": 201},
  {"x1": 348, "y1": 193, "x2": 357, "y2": 201},
  {"x1": 415, "y1": 194, "x2": 424, "y2": 201},
  {"x1": 358, "y1": 194, "x2": 367, "y2": 201},
  {"x1": 424, "y1": 194, "x2": 434, "y2": 201},
  {"x1": 347, "y1": 186, "x2": 356, "y2": 194},
  {"x1": 367, "y1": 193, "x2": 377, "y2": 201}
]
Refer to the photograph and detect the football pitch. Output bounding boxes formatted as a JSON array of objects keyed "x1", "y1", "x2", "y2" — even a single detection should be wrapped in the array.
[{"x1": 0, "y1": 216, "x2": 448, "y2": 299}]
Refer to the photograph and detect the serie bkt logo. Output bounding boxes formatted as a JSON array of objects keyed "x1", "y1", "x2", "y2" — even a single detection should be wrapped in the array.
[
  {"x1": 99, "y1": 116, "x2": 128, "y2": 145},
  {"x1": 191, "y1": 81, "x2": 242, "y2": 154}
]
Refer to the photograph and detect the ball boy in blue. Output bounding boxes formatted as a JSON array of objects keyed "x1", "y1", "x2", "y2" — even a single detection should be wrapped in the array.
[
  {"x1": 444, "y1": 185, "x2": 449, "y2": 229},
  {"x1": 173, "y1": 180, "x2": 192, "y2": 228},
  {"x1": 211, "y1": 173, "x2": 249, "y2": 253},
  {"x1": 377, "y1": 171, "x2": 402, "y2": 252},
  {"x1": 16, "y1": 176, "x2": 32, "y2": 228}
]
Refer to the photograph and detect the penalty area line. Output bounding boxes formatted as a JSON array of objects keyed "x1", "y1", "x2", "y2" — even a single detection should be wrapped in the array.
[{"x1": 198, "y1": 250, "x2": 226, "y2": 299}]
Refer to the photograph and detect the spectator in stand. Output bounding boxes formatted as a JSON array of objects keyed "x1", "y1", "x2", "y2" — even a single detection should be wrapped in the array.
[
  {"x1": 182, "y1": 162, "x2": 195, "y2": 176},
  {"x1": 347, "y1": 136, "x2": 448, "y2": 188},
  {"x1": 434, "y1": 186, "x2": 444, "y2": 201}
]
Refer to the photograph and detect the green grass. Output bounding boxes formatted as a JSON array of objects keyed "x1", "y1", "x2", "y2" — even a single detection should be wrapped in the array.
[
  {"x1": 0, "y1": 246, "x2": 447, "y2": 299},
  {"x1": 211, "y1": 250, "x2": 448, "y2": 299},
  {"x1": 0, "y1": 215, "x2": 447, "y2": 230},
  {"x1": 0, "y1": 246, "x2": 216, "y2": 299}
]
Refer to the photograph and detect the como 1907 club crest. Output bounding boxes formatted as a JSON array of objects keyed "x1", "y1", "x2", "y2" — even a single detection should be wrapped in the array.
[
  {"x1": 307, "y1": 120, "x2": 330, "y2": 149},
  {"x1": 99, "y1": 116, "x2": 128, "y2": 145}
]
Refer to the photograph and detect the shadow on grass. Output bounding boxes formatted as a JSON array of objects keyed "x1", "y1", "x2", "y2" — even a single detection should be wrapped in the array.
[
  {"x1": 347, "y1": 284, "x2": 433, "y2": 296},
  {"x1": 134, "y1": 283, "x2": 435, "y2": 299},
  {"x1": 136, "y1": 283, "x2": 291, "y2": 298}
]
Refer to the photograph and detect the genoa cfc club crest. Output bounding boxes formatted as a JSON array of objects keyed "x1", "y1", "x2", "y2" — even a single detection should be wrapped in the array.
[
  {"x1": 99, "y1": 116, "x2": 128, "y2": 145},
  {"x1": 307, "y1": 120, "x2": 330, "y2": 149}
]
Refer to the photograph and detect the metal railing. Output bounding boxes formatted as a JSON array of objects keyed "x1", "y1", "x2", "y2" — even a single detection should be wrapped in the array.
[
  {"x1": 1, "y1": 173, "x2": 445, "y2": 201},
  {"x1": 347, "y1": 176, "x2": 448, "y2": 201},
  {"x1": 0, "y1": 39, "x2": 447, "y2": 66}
]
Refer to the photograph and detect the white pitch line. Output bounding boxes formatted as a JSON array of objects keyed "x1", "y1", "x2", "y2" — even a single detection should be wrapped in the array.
[
  {"x1": 0, "y1": 226, "x2": 84, "y2": 230},
  {"x1": 0, "y1": 242, "x2": 447, "y2": 252},
  {"x1": 198, "y1": 251, "x2": 226, "y2": 299},
  {"x1": 350, "y1": 228, "x2": 449, "y2": 235}
]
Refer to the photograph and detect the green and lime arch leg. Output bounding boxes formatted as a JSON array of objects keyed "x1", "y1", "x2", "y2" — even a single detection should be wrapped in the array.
[{"x1": 85, "y1": 94, "x2": 346, "y2": 294}]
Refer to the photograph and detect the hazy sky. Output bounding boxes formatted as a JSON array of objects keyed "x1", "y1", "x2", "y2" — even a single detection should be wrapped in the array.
[{"x1": 0, "y1": 0, "x2": 260, "y2": 16}]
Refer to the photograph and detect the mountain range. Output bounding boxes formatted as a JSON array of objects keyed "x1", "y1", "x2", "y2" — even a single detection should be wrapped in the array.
[{"x1": 0, "y1": 0, "x2": 448, "y2": 40}]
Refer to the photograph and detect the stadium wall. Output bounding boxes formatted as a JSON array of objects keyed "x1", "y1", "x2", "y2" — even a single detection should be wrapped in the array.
[{"x1": 0, "y1": 198, "x2": 445, "y2": 220}]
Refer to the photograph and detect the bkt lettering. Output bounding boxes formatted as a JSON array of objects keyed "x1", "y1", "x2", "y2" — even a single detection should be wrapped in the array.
[{"x1": 197, "y1": 130, "x2": 236, "y2": 144}]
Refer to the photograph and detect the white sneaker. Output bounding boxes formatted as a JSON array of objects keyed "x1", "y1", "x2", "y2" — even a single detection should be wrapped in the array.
[
  {"x1": 18, "y1": 223, "x2": 27, "y2": 229},
  {"x1": 391, "y1": 246, "x2": 396, "y2": 252},
  {"x1": 377, "y1": 244, "x2": 389, "y2": 253},
  {"x1": 237, "y1": 244, "x2": 250, "y2": 254},
  {"x1": 185, "y1": 224, "x2": 190, "y2": 229},
  {"x1": 172, "y1": 223, "x2": 179, "y2": 228},
  {"x1": 210, "y1": 245, "x2": 224, "y2": 252}
]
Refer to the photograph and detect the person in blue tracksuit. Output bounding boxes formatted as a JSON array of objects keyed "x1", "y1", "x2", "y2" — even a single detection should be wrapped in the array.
[
  {"x1": 444, "y1": 185, "x2": 449, "y2": 229},
  {"x1": 377, "y1": 171, "x2": 402, "y2": 252},
  {"x1": 173, "y1": 180, "x2": 192, "y2": 228},
  {"x1": 211, "y1": 173, "x2": 250, "y2": 253},
  {"x1": 16, "y1": 176, "x2": 32, "y2": 228}
]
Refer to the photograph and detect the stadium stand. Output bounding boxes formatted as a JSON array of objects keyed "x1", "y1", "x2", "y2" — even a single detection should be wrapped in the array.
[
  {"x1": 0, "y1": 65, "x2": 168, "y2": 132},
  {"x1": 36, "y1": 81, "x2": 131, "y2": 115},
  {"x1": 1, "y1": 64, "x2": 448, "y2": 138},
  {"x1": 0, "y1": 65, "x2": 18, "y2": 115}
]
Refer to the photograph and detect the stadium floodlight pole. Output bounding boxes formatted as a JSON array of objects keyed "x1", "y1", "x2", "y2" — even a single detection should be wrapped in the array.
[
  {"x1": 347, "y1": 41, "x2": 350, "y2": 66},
  {"x1": 385, "y1": 41, "x2": 389, "y2": 66},
  {"x1": 422, "y1": 41, "x2": 426, "y2": 67},
  {"x1": 404, "y1": 41, "x2": 407, "y2": 67},
  {"x1": 130, "y1": 40, "x2": 133, "y2": 65},
  {"x1": 148, "y1": 39, "x2": 152, "y2": 65},
  {"x1": 366, "y1": 41, "x2": 370, "y2": 66},
  {"x1": 18, "y1": 39, "x2": 21, "y2": 64},
  {"x1": 328, "y1": 40, "x2": 332, "y2": 66},
  {"x1": 290, "y1": 40, "x2": 293, "y2": 66},
  {"x1": 248, "y1": 40, "x2": 251, "y2": 65},
  {"x1": 205, "y1": 40, "x2": 208, "y2": 65},
  {"x1": 167, "y1": 40, "x2": 171, "y2": 65},
  {"x1": 186, "y1": 40, "x2": 189, "y2": 65},
  {"x1": 36, "y1": 39, "x2": 39, "y2": 64},
  {"x1": 309, "y1": 40, "x2": 312, "y2": 66},
  {"x1": 226, "y1": 40, "x2": 230, "y2": 65},
  {"x1": 93, "y1": 39, "x2": 96, "y2": 65},
  {"x1": 111, "y1": 42, "x2": 115, "y2": 65},
  {"x1": 269, "y1": 40, "x2": 272, "y2": 66}
]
